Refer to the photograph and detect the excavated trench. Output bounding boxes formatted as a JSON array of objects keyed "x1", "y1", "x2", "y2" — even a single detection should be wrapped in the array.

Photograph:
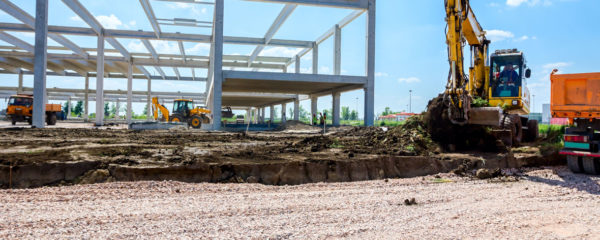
[{"x1": 0, "y1": 124, "x2": 564, "y2": 188}]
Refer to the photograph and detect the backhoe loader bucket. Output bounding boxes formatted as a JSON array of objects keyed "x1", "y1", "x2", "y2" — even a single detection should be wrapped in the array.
[{"x1": 467, "y1": 107, "x2": 502, "y2": 126}]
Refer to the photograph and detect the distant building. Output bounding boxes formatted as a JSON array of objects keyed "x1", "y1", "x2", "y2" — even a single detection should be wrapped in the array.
[
  {"x1": 542, "y1": 104, "x2": 551, "y2": 124},
  {"x1": 378, "y1": 112, "x2": 419, "y2": 121},
  {"x1": 528, "y1": 113, "x2": 542, "y2": 122}
]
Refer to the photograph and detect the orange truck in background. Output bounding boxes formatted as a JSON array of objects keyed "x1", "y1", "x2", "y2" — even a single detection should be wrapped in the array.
[
  {"x1": 550, "y1": 70, "x2": 600, "y2": 174},
  {"x1": 6, "y1": 94, "x2": 61, "y2": 126}
]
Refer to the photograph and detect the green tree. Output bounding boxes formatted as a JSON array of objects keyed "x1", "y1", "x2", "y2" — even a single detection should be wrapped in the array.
[
  {"x1": 350, "y1": 110, "x2": 358, "y2": 120},
  {"x1": 341, "y1": 106, "x2": 350, "y2": 120},
  {"x1": 299, "y1": 105, "x2": 309, "y2": 121},
  {"x1": 109, "y1": 103, "x2": 117, "y2": 116},
  {"x1": 142, "y1": 104, "x2": 148, "y2": 116},
  {"x1": 104, "y1": 103, "x2": 110, "y2": 117},
  {"x1": 72, "y1": 101, "x2": 83, "y2": 116},
  {"x1": 62, "y1": 102, "x2": 71, "y2": 113},
  {"x1": 382, "y1": 107, "x2": 392, "y2": 116}
]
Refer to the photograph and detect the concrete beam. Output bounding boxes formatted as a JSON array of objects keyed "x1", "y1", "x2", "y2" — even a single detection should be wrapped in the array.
[
  {"x1": 223, "y1": 70, "x2": 367, "y2": 85},
  {"x1": 247, "y1": 0, "x2": 368, "y2": 9}
]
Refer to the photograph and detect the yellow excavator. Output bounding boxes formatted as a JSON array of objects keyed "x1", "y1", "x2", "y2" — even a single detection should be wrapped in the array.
[
  {"x1": 427, "y1": 0, "x2": 538, "y2": 147},
  {"x1": 151, "y1": 97, "x2": 211, "y2": 128}
]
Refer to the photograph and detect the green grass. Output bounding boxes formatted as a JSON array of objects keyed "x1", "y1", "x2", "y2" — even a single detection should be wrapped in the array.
[{"x1": 539, "y1": 124, "x2": 567, "y2": 143}]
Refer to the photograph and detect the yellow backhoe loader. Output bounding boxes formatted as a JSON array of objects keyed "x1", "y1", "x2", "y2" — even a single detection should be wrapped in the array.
[{"x1": 151, "y1": 97, "x2": 211, "y2": 128}]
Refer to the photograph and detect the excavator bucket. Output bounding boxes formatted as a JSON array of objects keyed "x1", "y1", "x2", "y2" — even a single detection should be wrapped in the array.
[{"x1": 467, "y1": 107, "x2": 502, "y2": 126}]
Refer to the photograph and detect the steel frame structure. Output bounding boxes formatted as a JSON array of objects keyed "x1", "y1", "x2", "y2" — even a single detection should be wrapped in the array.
[{"x1": 0, "y1": 0, "x2": 375, "y2": 129}]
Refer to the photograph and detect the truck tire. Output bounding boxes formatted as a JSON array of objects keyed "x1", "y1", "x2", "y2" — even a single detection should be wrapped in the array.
[
  {"x1": 582, "y1": 157, "x2": 599, "y2": 174},
  {"x1": 46, "y1": 113, "x2": 57, "y2": 125},
  {"x1": 525, "y1": 119, "x2": 539, "y2": 142},
  {"x1": 11, "y1": 118, "x2": 16, "y2": 125},
  {"x1": 567, "y1": 155, "x2": 583, "y2": 173},
  {"x1": 190, "y1": 115, "x2": 202, "y2": 129}
]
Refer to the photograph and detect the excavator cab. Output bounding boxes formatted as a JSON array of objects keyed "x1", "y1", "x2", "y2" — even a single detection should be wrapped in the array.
[
  {"x1": 172, "y1": 99, "x2": 194, "y2": 117},
  {"x1": 488, "y1": 49, "x2": 531, "y2": 114}
]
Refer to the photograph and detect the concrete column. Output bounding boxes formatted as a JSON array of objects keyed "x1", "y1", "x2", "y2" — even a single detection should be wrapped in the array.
[
  {"x1": 295, "y1": 55, "x2": 300, "y2": 73},
  {"x1": 364, "y1": 0, "x2": 376, "y2": 126},
  {"x1": 17, "y1": 70, "x2": 23, "y2": 94},
  {"x1": 146, "y1": 78, "x2": 151, "y2": 121},
  {"x1": 293, "y1": 98, "x2": 299, "y2": 121},
  {"x1": 311, "y1": 97, "x2": 318, "y2": 123},
  {"x1": 67, "y1": 97, "x2": 71, "y2": 120},
  {"x1": 281, "y1": 103, "x2": 286, "y2": 124},
  {"x1": 115, "y1": 99, "x2": 120, "y2": 120},
  {"x1": 95, "y1": 33, "x2": 105, "y2": 126},
  {"x1": 84, "y1": 74, "x2": 89, "y2": 121},
  {"x1": 209, "y1": 0, "x2": 224, "y2": 130},
  {"x1": 261, "y1": 107, "x2": 266, "y2": 123},
  {"x1": 32, "y1": 0, "x2": 48, "y2": 128},
  {"x1": 270, "y1": 105, "x2": 275, "y2": 122},
  {"x1": 312, "y1": 43, "x2": 318, "y2": 74},
  {"x1": 126, "y1": 62, "x2": 133, "y2": 123},
  {"x1": 246, "y1": 107, "x2": 251, "y2": 123},
  {"x1": 333, "y1": 92, "x2": 341, "y2": 126},
  {"x1": 282, "y1": 67, "x2": 287, "y2": 73},
  {"x1": 334, "y1": 24, "x2": 341, "y2": 75}
]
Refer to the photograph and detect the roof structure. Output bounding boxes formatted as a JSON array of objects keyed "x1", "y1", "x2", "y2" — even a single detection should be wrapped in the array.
[{"x1": 0, "y1": 0, "x2": 376, "y2": 129}]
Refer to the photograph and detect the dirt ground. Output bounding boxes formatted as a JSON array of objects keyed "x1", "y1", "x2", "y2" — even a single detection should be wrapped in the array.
[
  {"x1": 1, "y1": 167, "x2": 599, "y2": 239},
  {"x1": 0, "y1": 118, "x2": 563, "y2": 188}
]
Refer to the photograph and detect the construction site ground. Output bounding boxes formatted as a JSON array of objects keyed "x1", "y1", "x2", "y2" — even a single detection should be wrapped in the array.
[
  {"x1": 2, "y1": 167, "x2": 600, "y2": 238},
  {"x1": 0, "y1": 119, "x2": 563, "y2": 188}
]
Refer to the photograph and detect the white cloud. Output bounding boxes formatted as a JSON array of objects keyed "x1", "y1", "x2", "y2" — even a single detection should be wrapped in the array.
[
  {"x1": 96, "y1": 14, "x2": 123, "y2": 29},
  {"x1": 398, "y1": 77, "x2": 421, "y2": 83},
  {"x1": 375, "y1": 72, "x2": 389, "y2": 77},
  {"x1": 515, "y1": 35, "x2": 529, "y2": 41},
  {"x1": 186, "y1": 43, "x2": 210, "y2": 55},
  {"x1": 127, "y1": 40, "x2": 147, "y2": 53},
  {"x1": 167, "y1": 2, "x2": 208, "y2": 17},
  {"x1": 150, "y1": 40, "x2": 179, "y2": 54},
  {"x1": 542, "y1": 62, "x2": 571, "y2": 72},
  {"x1": 486, "y1": 29, "x2": 515, "y2": 42},
  {"x1": 70, "y1": 14, "x2": 128, "y2": 29},
  {"x1": 260, "y1": 47, "x2": 301, "y2": 57},
  {"x1": 506, "y1": 0, "x2": 553, "y2": 7}
]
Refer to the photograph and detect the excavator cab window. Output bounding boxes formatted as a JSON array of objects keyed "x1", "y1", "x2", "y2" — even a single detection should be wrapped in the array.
[
  {"x1": 173, "y1": 100, "x2": 194, "y2": 115},
  {"x1": 490, "y1": 56, "x2": 523, "y2": 98}
]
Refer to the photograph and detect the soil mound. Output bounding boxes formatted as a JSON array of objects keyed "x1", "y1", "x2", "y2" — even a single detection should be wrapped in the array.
[
  {"x1": 424, "y1": 94, "x2": 499, "y2": 151},
  {"x1": 351, "y1": 116, "x2": 438, "y2": 156},
  {"x1": 276, "y1": 120, "x2": 321, "y2": 131}
]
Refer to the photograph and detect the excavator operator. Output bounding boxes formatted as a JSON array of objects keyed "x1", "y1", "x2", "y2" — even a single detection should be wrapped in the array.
[{"x1": 498, "y1": 64, "x2": 520, "y2": 97}]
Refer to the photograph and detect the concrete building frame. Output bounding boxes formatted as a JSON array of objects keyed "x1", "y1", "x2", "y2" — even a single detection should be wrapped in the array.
[{"x1": 0, "y1": 0, "x2": 375, "y2": 129}]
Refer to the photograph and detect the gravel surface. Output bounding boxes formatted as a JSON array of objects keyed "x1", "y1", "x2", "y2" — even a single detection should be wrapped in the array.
[{"x1": 2, "y1": 166, "x2": 600, "y2": 239}]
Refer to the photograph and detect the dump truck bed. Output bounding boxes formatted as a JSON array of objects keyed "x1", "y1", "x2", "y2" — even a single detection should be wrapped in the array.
[
  {"x1": 45, "y1": 104, "x2": 61, "y2": 112},
  {"x1": 550, "y1": 71, "x2": 600, "y2": 119}
]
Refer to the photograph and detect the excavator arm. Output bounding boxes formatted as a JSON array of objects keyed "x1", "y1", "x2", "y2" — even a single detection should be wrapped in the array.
[
  {"x1": 151, "y1": 97, "x2": 170, "y2": 122},
  {"x1": 445, "y1": 0, "x2": 491, "y2": 124}
]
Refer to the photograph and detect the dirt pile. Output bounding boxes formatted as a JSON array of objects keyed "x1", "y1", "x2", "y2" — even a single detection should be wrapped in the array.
[
  {"x1": 424, "y1": 94, "x2": 501, "y2": 151},
  {"x1": 275, "y1": 120, "x2": 321, "y2": 131},
  {"x1": 349, "y1": 116, "x2": 438, "y2": 156}
]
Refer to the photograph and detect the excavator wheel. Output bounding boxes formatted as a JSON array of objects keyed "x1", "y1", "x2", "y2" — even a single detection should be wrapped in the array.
[
  {"x1": 509, "y1": 115, "x2": 523, "y2": 146},
  {"x1": 582, "y1": 157, "x2": 600, "y2": 174},
  {"x1": 170, "y1": 114, "x2": 184, "y2": 123},
  {"x1": 190, "y1": 115, "x2": 202, "y2": 129},
  {"x1": 567, "y1": 155, "x2": 583, "y2": 173},
  {"x1": 525, "y1": 119, "x2": 539, "y2": 142}
]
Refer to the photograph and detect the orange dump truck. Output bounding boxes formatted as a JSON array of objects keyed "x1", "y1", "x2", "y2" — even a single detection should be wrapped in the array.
[
  {"x1": 550, "y1": 70, "x2": 600, "y2": 174},
  {"x1": 7, "y1": 94, "x2": 61, "y2": 126}
]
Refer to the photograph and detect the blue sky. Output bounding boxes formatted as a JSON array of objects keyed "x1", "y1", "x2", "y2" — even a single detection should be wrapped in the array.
[{"x1": 0, "y1": 0, "x2": 599, "y2": 118}]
